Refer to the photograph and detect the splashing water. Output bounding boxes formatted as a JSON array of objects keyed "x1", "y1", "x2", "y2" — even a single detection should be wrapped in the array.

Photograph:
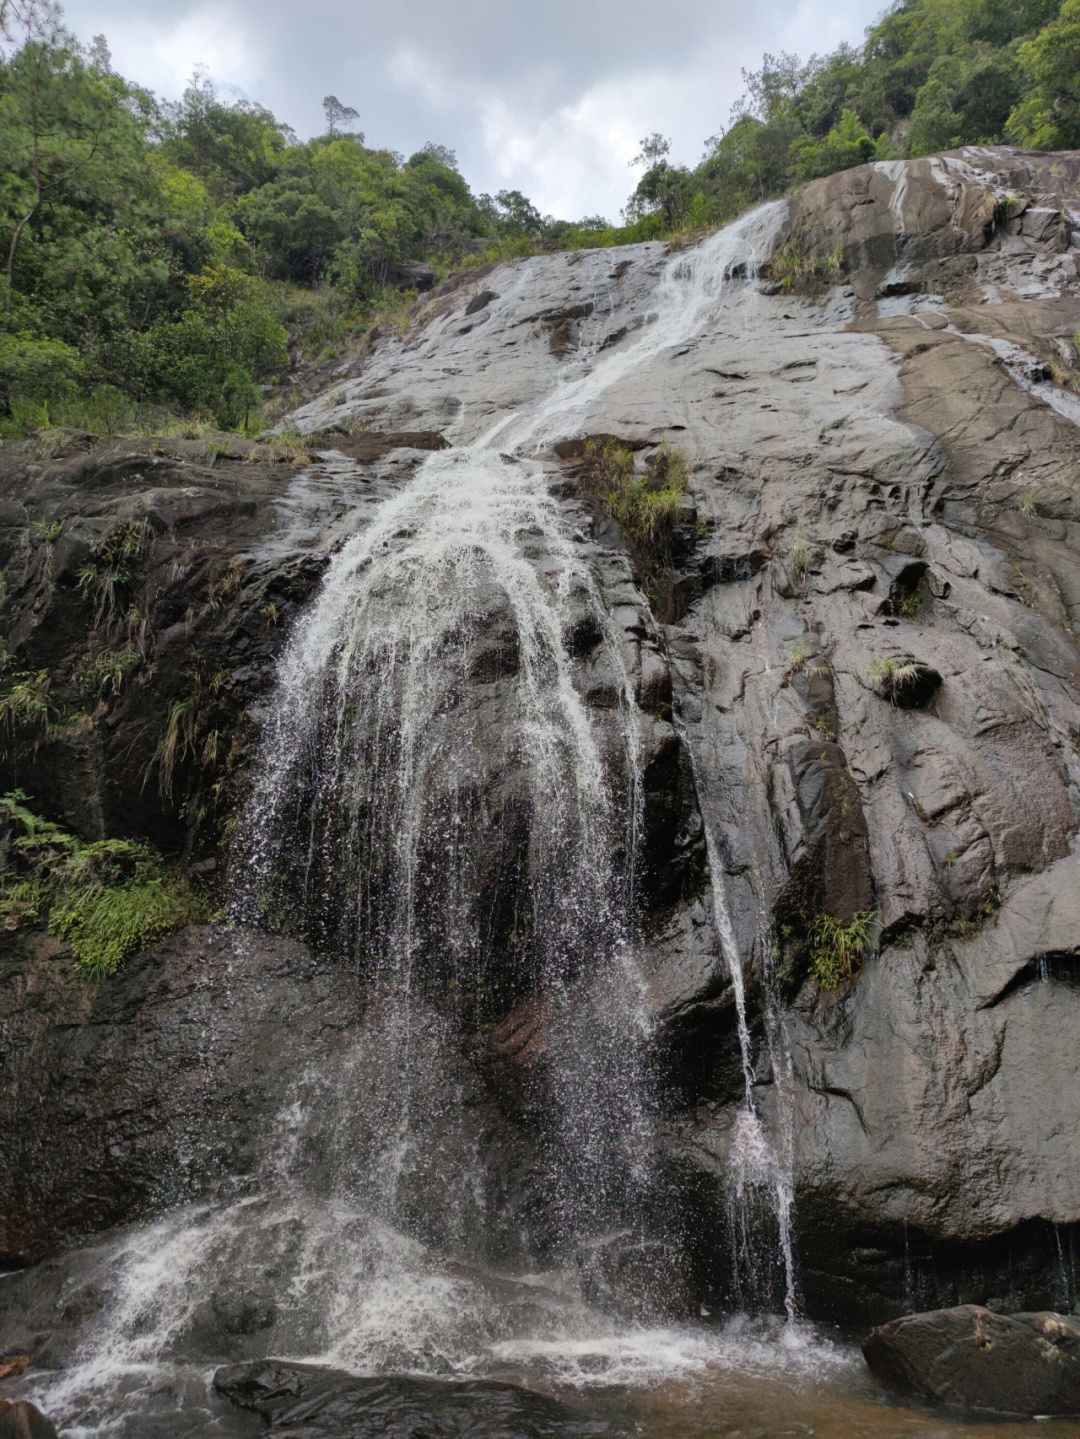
[{"x1": 686, "y1": 745, "x2": 798, "y2": 1321}]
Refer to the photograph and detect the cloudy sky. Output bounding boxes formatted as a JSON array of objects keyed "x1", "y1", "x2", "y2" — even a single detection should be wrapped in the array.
[{"x1": 54, "y1": 0, "x2": 883, "y2": 220}]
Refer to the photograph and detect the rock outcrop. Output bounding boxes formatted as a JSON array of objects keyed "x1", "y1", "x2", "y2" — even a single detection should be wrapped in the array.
[
  {"x1": 2, "y1": 146, "x2": 1080, "y2": 1336},
  {"x1": 0, "y1": 924, "x2": 360, "y2": 1265},
  {"x1": 0, "y1": 1400, "x2": 58, "y2": 1439},
  {"x1": 863, "y1": 1306, "x2": 1080, "y2": 1416}
]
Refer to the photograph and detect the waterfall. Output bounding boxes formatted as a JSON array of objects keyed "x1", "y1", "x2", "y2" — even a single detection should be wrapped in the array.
[
  {"x1": 31, "y1": 201, "x2": 799, "y2": 1430},
  {"x1": 233, "y1": 437, "x2": 654, "y2": 1256}
]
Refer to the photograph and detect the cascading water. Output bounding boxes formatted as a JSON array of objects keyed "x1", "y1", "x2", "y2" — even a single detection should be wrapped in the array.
[
  {"x1": 234, "y1": 436, "x2": 656, "y2": 1259},
  {"x1": 23, "y1": 200, "x2": 817, "y2": 1437},
  {"x1": 685, "y1": 748, "x2": 797, "y2": 1321}
]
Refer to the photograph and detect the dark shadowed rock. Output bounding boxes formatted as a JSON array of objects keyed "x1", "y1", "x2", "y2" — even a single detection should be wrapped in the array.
[
  {"x1": 863, "y1": 1306, "x2": 1080, "y2": 1417},
  {"x1": 0, "y1": 1400, "x2": 59, "y2": 1439},
  {"x1": 213, "y1": 1359, "x2": 621, "y2": 1438}
]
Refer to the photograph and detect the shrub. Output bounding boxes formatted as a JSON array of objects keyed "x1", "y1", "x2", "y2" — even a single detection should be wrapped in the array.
[
  {"x1": 0, "y1": 332, "x2": 82, "y2": 415},
  {"x1": 580, "y1": 438, "x2": 689, "y2": 603},
  {"x1": 809, "y1": 910, "x2": 875, "y2": 988},
  {"x1": 0, "y1": 792, "x2": 202, "y2": 976}
]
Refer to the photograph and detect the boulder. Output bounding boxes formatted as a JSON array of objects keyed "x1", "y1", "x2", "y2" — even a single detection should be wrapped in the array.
[
  {"x1": 213, "y1": 1358, "x2": 623, "y2": 1437},
  {"x1": 0, "y1": 1401, "x2": 58, "y2": 1439},
  {"x1": 863, "y1": 1306, "x2": 1080, "y2": 1417}
]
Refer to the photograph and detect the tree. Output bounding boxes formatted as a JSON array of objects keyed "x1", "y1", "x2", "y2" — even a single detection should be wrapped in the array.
[
  {"x1": 322, "y1": 95, "x2": 360, "y2": 139},
  {"x1": 88, "y1": 33, "x2": 110, "y2": 73},
  {"x1": 416, "y1": 140, "x2": 457, "y2": 169},
  {"x1": 1007, "y1": 0, "x2": 1080, "y2": 148},
  {"x1": 1, "y1": 29, "x2": 151, "y2": 301},
  {"x1": 631, "y1": 132, "x2": 670, "y2": 169}
]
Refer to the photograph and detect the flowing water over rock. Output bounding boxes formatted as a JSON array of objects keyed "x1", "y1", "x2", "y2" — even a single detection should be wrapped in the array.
[{"x1": 7, "y1": 200, "x2": 823, "y2": 1438}]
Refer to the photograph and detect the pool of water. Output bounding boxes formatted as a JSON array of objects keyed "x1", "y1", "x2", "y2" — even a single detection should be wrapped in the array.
[{"x1": 12, "y1": 1314, "x2": 1080, "y2": 1438}]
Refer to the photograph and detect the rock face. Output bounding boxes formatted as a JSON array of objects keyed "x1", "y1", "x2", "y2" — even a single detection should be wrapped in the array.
[
  {"x1": 2, "y1": 146, "x2": 1080, "y2": 1336},
  {"x1": 0, "y1": 1402, "x2": 58, "y2": 1439},
  {"x1": 863, "y1": 1306, "x2": 1080, "y2": 1417},
  {"x1": 0, "y1": 924, "x2": 363, "y2": 1265},
  {"x1": 213, "y1": 1360, "x2": 621, "y2": 1438}
]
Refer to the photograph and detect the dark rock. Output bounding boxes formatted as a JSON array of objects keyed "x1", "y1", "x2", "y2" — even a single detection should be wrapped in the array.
[
  {"x1": 863, "y1": 1306, "x2": 1080, "y2": 1417},
  {"x1": 0, "y1": 924, "x2": 362, "y2": 1265},
  {"x1": 213, "y1": 1359, "x2": 622, "y2": 1438},
  {"x1": 0, "y1": 1400, "x2": 58, "y2": 1439},
  {"x1": 869, "y1": 655, "x2": 942, "y2": 708},
  {"x1": 392, "y1": 262, "x2": 436, "y2": 293},
  {"x1": 464, "y1": 289, "x2": 497, "y2": 315}
]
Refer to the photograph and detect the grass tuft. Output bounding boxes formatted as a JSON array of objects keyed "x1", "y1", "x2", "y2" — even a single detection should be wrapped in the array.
[
  {"x1": 579, "y1": 438, "x2": 689, "y2": 605},
  {"x1": 809, "y1": 910, "x2": 874, "y2": 988}
]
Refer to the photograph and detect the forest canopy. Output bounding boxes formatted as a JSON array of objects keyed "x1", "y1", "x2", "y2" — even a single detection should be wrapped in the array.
[{"x1": 2, "y1": 0, "x2": 1079, "y2": 434}]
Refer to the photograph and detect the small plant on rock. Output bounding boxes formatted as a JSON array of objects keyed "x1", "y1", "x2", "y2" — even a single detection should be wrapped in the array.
[
  {"x1": 787, "y1": 540, "x2": 811, "y2": 581},
  {"x1": 580, "y1": 437, "x2": 689, "y2": 606},
  {"x1": 77, "y1": 519, "x2": 154, "y2": 631},
  {"x1": 868, "y1": 654, "x2": 922, "y2": 699},
  {"x1": 809, "y1": 910, "x2": 875, "y2": 989},
  {"x1": 0, "y1": 666, "x2": 54, "y2": 753}
]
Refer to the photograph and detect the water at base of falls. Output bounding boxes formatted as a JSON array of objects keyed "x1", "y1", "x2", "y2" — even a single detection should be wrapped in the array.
[{"x1": 10, "y1": 201, "x2": 838, "y2": 1436}]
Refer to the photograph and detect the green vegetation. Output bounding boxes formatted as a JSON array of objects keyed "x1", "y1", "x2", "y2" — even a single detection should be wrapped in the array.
[
  {"x1": 0, "y1": 664, "x2": 53, "y2": 748},
  {"x1": 768, "y1": 230, "x2": 844, "y2": 293},
  {"x1": 809, "y1": 909, "x2": 875, "y2": 988},
  {"x1": 579, "y1": 439, "x2": 689, "y2": 603},
  {"x1": 0, "y1": 790, "x2": 202, "y2": 975},
  {"x1": 927, "y1": 885, "x2": 1002, "y2": 942},
  {"x1": 868, "y1": 654, "x2": 923, "y2": 697},
  {"x1": 624, "y1": 0, "x2": 1080, "y2": 233}
]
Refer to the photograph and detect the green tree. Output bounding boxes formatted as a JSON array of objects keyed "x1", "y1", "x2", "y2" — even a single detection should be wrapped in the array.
[{"x1": 1008, "y1": 0, "x2": 1080, "y2": 147}]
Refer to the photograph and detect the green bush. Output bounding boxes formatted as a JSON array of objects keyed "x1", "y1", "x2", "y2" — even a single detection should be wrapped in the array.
[
  {"x1": 809, "y1": 910, "x2": 874, "y2": 988},
  {"x1": 0, "y1": 333, "x2": 81, "y2": 415},
  {"x1": 579, "y1": 439, "x2": 689, "y2": 605},
  {"x1": 0, "y1": 791, "x2": 203, "y2": 976}
]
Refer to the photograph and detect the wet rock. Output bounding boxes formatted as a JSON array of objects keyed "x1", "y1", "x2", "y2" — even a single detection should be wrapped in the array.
[
  {"x1": 0, "y1": 925, "x2": 362, "y2": 1264},
  {"x1": 0, "y1": 1357, "x2": 27, "y2": 1382},
  {"x1": 0, "y1": 1400, "x2": 58, "y2": 1439},
  {"x1": 863, "y1": 1306, "x2": 1080, "y2": 1417},
  {"x1": 213, "y1": 1358, "x2": 623, "y2": 1438}
]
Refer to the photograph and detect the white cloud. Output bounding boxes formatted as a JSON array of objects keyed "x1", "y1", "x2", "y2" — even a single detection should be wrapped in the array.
[{"x1": 53, "y1": 0, "x2": 885, "y2": 217}]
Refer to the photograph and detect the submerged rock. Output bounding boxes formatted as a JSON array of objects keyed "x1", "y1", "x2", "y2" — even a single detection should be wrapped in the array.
[
  {"x1": 213, "y1": 1359, "x2": 622, "y2": 1438},
  {"x1": 863, "y1": 1306, "x2": 1080, "y2": 1417}
]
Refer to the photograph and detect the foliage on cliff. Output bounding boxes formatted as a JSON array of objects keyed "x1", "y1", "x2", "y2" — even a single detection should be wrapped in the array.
[
  {"x1": 0, "y1": 790, "x2": 203, "y2": 974},
  {"x1": 625, "y1": 0, "x2": 1080, "y2": 230},
  {"x1": 579, "y1": 439, "x2": 689, "y2": 607}
]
